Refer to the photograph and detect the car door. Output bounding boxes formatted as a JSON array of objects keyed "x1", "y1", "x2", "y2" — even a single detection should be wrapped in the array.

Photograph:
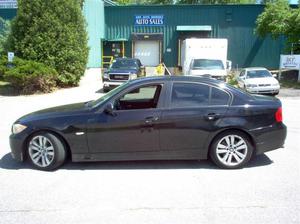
[
  {"x1": 159, "y1": 82, "x2": 231, "y2": 157},
  {"x1": 86, "y1": 83, "x2": 164, "y2": 153}
]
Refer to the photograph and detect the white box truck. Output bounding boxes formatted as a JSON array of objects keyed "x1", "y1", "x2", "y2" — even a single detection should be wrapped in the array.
[{"x1": 181, "y1": 38, "x2": 229, "y2": 80}]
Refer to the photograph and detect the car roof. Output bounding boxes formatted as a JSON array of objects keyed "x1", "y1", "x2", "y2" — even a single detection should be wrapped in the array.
[{"x1": 130, "y1": 75, "x2": 223, "y2": 85}]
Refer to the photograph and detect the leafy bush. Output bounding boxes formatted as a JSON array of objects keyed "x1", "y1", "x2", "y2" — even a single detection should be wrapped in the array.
[
  {"x1": 6, "y1": 0, "x2": 88, "y2": 87},
  {"x1": 4, "y1": 58, "x2": 58, "y2": 94}
]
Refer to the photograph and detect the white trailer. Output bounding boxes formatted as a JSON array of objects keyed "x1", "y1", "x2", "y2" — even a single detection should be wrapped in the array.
[{"x1": 181, "y1": 38, "x2": 229, "y2": 80}]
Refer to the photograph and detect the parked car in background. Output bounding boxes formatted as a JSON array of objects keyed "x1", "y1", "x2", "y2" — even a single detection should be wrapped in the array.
[
  {"x1": 10, "y1": 76, "x2": 286, "y2": 171},
  {"x1": 237, "y1": 67, "x2": 280, "y2": 95},
  {"x1": 102, "y1": 58, "x2": 143, "y2": 92}
]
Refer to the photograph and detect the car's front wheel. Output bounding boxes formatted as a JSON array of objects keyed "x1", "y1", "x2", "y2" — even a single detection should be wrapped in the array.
[
  {"x1": 210, "y1": 131, "x2": 253, "y2": 169},
  {"x1": 27, "y1": 132, "x2": 66, "y2": 171}
]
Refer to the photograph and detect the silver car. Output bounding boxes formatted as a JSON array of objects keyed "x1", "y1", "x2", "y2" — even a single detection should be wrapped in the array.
[{"x1": 237, "y1": 67, "x2": 280, "y2": 95}]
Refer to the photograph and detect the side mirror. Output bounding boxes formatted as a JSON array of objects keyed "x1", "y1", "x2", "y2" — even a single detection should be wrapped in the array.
[
  {"x1": 272, "y1": 74, "x2": 277, "y2": 78},
  {"x1": 104, "y1": 103, "x2": 115, "y2": 116}
]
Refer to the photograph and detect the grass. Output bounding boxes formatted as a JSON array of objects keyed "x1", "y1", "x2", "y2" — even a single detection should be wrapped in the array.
[{"x1": 280, "y1": 80, "x2": 300, "y2": 89}]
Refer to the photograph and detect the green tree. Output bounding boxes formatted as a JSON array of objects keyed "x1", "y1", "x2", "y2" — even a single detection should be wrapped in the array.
[
  {"x1": 0, "y1": 17, "x2": 10, "y2": 53},
  {"x1": 256, "y1": 0, "x2": 300, "y2": 52},
  {"x1": 7, "y1": 0, "x2": 89, "y2": 87}
]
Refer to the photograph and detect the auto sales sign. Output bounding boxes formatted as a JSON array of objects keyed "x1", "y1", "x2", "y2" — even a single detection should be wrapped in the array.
[
  {"x1": 135, "y1": 15, "x2": 164, "y2": 26},
  {"x1": 280, "y1": 55, "x2": 300, "y2": 69}
]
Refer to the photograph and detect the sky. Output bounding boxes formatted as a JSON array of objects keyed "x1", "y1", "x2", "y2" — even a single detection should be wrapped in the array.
[{"x1": 290, "y1": 0, "x2": 298, "y2": 4}]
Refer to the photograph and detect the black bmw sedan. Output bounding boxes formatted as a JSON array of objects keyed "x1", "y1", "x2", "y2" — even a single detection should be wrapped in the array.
[{"x1": 10, "y1": 76, "x2": 286, "y2": 170}]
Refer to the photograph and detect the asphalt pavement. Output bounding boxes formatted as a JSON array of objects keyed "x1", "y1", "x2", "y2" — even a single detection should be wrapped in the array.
[{"x1": 0, "y1": 72, "x2": 299, "y2": 224}]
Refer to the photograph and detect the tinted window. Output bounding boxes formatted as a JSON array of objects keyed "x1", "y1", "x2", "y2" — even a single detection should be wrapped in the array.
[
  {"x1": 171, "y1": 83, "x2": 209, "y2": 107},
  {"x1": 116, "y1": 85, "x2": 162, "y2": 110},
  {"x1": 211, "y1": 87, "x2": 230, "y2": 105}
]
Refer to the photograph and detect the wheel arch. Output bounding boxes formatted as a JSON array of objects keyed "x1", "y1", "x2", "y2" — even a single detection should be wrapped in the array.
[
  {"x1": 206, "y1": 128, "x2": 256, "y2": 158},
  {"x1": 22, "y1": 129, "x2": 72, "y2": 161}
]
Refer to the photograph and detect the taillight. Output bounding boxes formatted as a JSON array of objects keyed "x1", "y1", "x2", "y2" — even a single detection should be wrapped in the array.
[{"x1": 275, "y1": 107, "x2": 282, "y2": 123}]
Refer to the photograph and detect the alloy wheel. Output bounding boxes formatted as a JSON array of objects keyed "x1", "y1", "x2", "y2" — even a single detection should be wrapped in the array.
[
  {"x1": 28, "y1": 135, "x2": 55, "y2": 167},
  {"x1": 216, "y1": 135, "x2": 248, "y2": 167}
]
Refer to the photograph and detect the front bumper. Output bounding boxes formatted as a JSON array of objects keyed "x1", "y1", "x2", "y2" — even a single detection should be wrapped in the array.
[
  {"x1": 103, "y1": 81, "x2": 125, "y2": 88},
  {"x1": 247, "y1": 86, "x2": 280, "y2": 94},
  {"x1": 9, "y1": 133, "x2": 27, "y2": 162}
]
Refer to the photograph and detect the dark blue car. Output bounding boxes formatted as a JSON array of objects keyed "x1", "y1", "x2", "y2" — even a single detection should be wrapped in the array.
[{"x1": 10, "y1": 76, "x2": 286, "y2": 170}]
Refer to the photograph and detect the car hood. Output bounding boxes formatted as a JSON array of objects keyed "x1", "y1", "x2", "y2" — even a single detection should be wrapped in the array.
[
  {"x1": 245, "y1": 77, "x2": 279, "y2": 85},
  {"x1": 17, "y1": 102, "x2": 89, "y2": 123},
  {"x1": 109, "y1": 68, "x2": 138, "y2": 74}
]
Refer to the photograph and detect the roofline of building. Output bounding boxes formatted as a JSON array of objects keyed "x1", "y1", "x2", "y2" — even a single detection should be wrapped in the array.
[{"x1": 103, "y1": 0, "x2": 118, "y2": 6}]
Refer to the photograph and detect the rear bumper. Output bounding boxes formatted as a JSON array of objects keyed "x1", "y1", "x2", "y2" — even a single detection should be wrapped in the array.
[{"x1": 252, "y1": 123, "x2": 287, "y2": 155}]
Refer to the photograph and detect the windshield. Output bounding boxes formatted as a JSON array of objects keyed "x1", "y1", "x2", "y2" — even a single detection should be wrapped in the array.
[
  {"x1": 90, "y1": 82, "x2": 131, "y2": 107},
  {"x1": 111, "y1": 59, "x2": 138, "y2": 69},
  {"x1": 192, "y1": 59, "x2": 224, "y2": 70},
  {"x1": 246, "y1": 70, "x2": 272, "y2": 78}
]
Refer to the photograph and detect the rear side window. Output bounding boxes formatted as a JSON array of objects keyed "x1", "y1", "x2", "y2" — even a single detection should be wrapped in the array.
[
  {"x1": 171, "y1": 83, "x2": 209, "y2": 107},
  {"x1": 171, "y1": 83, "x2": 230, "y2": 108},
  {"x1": 211, "y1": 87, "x2": 230, "y2": 105}
]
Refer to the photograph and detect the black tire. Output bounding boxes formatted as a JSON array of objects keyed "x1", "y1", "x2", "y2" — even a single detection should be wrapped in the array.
[
  {"x1": 103, "y1": 87, "x2": 110, "y2": 93},
  {"x1": 209, "y1": 130, "x2": 253, "y2": 169},
  {"x1": 27, "y1": 132, "x2": 66, "y2": 171}
]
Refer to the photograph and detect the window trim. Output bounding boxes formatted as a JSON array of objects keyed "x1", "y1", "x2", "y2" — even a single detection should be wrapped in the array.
[
  {"x1": 167, "y1": 81, "x2": 232, "y2": 109},
  {"x1": 113, "y1": 83, "x2": 165, "y2": 112}
]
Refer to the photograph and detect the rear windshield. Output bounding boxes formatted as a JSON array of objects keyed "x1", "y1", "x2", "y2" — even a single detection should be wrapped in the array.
[{"x1": 192, "y1": 59, "x2": 224, "y2": 70}]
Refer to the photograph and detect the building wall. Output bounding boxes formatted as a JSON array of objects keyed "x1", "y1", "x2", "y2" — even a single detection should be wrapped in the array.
[
  {"x1": 0, "y1": 8, "x2": 16, "y2": 20},
  {"x1": 105, "y1": 5, "x2": 285, "y2": 69},
  {"x1": 83, "y1": 0, "x2": 105, "y2": 68}
]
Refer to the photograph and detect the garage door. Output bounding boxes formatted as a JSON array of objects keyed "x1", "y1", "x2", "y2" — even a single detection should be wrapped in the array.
[{"x1": 134, "y1": 41, "x2": 160, "y2": 66}]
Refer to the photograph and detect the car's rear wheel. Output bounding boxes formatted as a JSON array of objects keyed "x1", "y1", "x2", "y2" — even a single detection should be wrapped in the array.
[
  {"x1": 27, "y1": 132, "x2": 66, "y2": 171},
  {"x1": 210, "y1": 131, "x2": 253, "y2": 169}
]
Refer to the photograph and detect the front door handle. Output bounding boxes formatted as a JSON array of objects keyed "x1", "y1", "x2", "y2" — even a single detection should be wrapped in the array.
[
  {"x1": 144, "y1": 116, "x2": 159, "y2": 125},
  {"x1": 205, "y1": 113, "x2": 220, "y2": 121}
]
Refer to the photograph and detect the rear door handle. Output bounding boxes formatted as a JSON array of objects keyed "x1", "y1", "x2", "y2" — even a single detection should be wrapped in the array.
[{"x1": 205, "y1": 113, "x2": 220, "y2": 121}]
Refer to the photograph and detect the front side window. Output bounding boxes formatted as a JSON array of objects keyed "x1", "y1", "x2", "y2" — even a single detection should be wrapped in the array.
[
  {"x1": 171, "y1": 83, "x2": 230, "y2": 108},
  {"x1": 115, "y1": 84, "x2": 162, "y2": 110}
]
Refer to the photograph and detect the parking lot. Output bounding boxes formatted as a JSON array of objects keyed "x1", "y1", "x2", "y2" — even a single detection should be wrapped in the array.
[{"x1": 0, "y1": 71, "x2": 299, "y2": 224}]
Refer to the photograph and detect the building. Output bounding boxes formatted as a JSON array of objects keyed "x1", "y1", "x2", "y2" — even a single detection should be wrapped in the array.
[{"x1": 1, "y1": 0, "x2": 285, "y2": 70}]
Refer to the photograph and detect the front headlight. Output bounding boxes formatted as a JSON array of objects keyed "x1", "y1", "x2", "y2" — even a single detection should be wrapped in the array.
[
  {"x1": 246, "y1": 84, "x2": 258, "y2": 88},
  {"x1": 103, "y1": 73, "x2": 109, "y2": 79},
  {"x1": 130, "y1": 74, "x2": 137, "y2": 80},
  {"x1": 12, "y1": 124, "x2": 27, "y2": 134}
]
